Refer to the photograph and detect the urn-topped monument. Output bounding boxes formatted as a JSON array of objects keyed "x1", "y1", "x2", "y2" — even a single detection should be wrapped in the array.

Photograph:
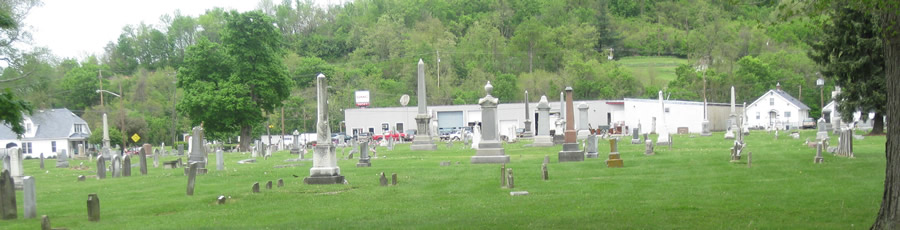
[{"x1": 471, "y1": 81, "x2": 510, "y2": 164}]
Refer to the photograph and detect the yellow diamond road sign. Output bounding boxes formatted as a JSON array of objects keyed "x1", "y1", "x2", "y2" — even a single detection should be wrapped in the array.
[{"x1": 131, "y1": 133, "x2": 141, "y2": 143}]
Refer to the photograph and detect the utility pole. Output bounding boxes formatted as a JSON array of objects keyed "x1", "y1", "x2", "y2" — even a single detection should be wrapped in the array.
[
  {"x1": 98, "y1": 70, "x2": 104, "y2": 111},
  {"x1": 281, "y1": 106, "x2": 285, "y2": 149},
  {"x1": 119, "y1": 83, "x2": 125, "y2": 156},
  {"x1": 436, "y1": 50, "x2": 441, "y2": 89},
  {"x1": 171, "y1": 72, "x2": 178, "y2": 146}
]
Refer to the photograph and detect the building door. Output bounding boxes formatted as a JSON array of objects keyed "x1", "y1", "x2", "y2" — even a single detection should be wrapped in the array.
[{"x1": 769, "y1": 111, "x2": 777, "y2": 128}]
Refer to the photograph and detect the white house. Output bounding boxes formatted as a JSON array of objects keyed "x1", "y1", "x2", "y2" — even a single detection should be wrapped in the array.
[
  {"x1": 823, "y1": 101, "x2": 878, "y2": 128},
  {"x1": 0, "y1": 108, "x2": 92, "y2": 158},
  {"x1": 745, "y1": 84, "x2": 810, "y2": 129}
]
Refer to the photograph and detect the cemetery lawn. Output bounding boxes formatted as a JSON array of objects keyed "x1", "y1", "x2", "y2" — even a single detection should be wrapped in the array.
[
  {"x1": 6, "y1": 130, "x2": 885, "y2": 229},
  {"x1": 618, "y1": 56, "x2": 688, "y2": 87}
]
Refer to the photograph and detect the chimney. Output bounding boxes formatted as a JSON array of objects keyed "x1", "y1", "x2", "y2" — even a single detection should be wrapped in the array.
[{"x1": 776, "y1": 82, "x2": 782, "y2": 91}]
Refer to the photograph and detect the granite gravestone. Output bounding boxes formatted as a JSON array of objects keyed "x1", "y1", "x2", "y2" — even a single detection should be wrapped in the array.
[
  {"x1": 471, "y1": 81, "x2": 510, "y2": 164},
  {"x1": 656, "y1": 91, "x2": 671, "y2": 146},
  {"x1": 724, "y1": 86, "x2": 737, "y2": 139},
  {"x1": 303, "y1": 74, "x2": 345, "y2": 185},
  {"x1": 122, "y1": 155, "x2": 131, "y2": 176},
  {"x1": 410, "y1": 59, "x2": 437, "y2": 151},
  {"x1": 178, "y1": 144, "x2": 184, "y2": 156},
  {"x1": 189, "y1": 127, "x2": 207, "y2": 169},
  {"x1": 153, "y1": 149, "x2": 159, "y2": 168},
  {"x1": 576, "y1": 103, "x2": 590, "y2": 140},
  {"x1": 837, "y1": 129, "x2": 854, "y2": 158},
  {"x1": 357, "y1": 140, "x2": 371, "y2": 167},
  {"x1": 8, "y1": 148, "x2": 24, "y2": 189},
  {"x1": 645, "y1": 140, "x2": 654, "y2": 155},
  {"x1": 110, "y1": 155, "x2": 121, "y2": 178},
  {"x1": 291, "y1": 130, "x2": 301, "y2": 155},
  {"x1": 0, "y1": 170, "x2": 16, "y2": 220},
  {"x1": 252, "y1": 182, "x2": 260, "y2": 193},
  {"x1": 815, "y1": 141, "x2": 824, "y2": 164},
  {"x1": 216, "y1": 150, "x2": 224, "y2": 171},
  {"x1": 522, "y1": 90, "x2": 534, "y2": 138},
  {"x1": 379, "y1": 172, "x2": 388, "y2": 186},
  {"x1": 558, "y1": 87, "x2": 584, "y2": 162},
  {"x1": 140, "y1": 144, "x2": 150, "y2": 175},
  {"x1": 187, "y1": 163, "x2": 198, "y2": 196},
  {"x1": 39, "y1": 153, "x2": 44, "y2": 169},
  {"x1": 56, "y1": 149, "x2": 69, "y2": 168},
  {"x1": 631, "y1": 128, "x2": 641, "y2": 144},
  {"x1": 96, "y1": 156, "x2": 106, "y2": 179},
  {"x1": 584, "y1": 134, "x2": 599, "y2": 158},
  {"x1": 23, "y1": 176, "x2": 35, "y2": 218},
  {"x1": 87, "y1": 194, "x2": 100, "y2": 222}
]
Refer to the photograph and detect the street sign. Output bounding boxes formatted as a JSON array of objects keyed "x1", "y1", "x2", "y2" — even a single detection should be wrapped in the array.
[{"x1": 131, "y1": 133, "x2": 141, "y2": 143}]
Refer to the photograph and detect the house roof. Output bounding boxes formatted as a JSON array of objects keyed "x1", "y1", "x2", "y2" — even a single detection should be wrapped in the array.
[
  {"x1": 749, "y1": 89, "x2": 811, "y2": 110},
  {"x1": 0, "y1": 108, "x2": 90, "y2": 140}
]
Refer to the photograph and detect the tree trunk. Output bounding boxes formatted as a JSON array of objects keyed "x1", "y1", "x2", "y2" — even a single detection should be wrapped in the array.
[
  {"x1": 872, "y1": 9, "x2": 900, "y2": 230},
  {"x1": 871, "y1": 112, "x2": 885, "y2": 135},
  {"x1": 239, "y1": 124, "x2": 251, "y2": 152}
]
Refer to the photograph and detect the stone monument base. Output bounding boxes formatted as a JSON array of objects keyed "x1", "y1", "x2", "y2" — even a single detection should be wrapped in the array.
[
  {"x1": 410, "y1": 136, "x2": 437, "y2": 150},
  {"x1": 521, "y1": 131, "x2": 534, "y2": 139},
  {"x1": 814, "y1": 156, "x2": 824, "y2": 164},
  {"x1": 290, "y1": 148, "x2": 301, "y2": 155},
  {"x1": 631, "y1": 138, "x2": 641, "y2": 144},
  {"x1": 552, "y1": 135, "x2": 565, "y2": 145},
  {"x1": 184, "y1": 167, "x2": 208, "y2": 175},
  {"x1": 585, "y1": 152, "x2": 598, "y2": 158},
  {"x1": 470, "y1": 154, "x2": 510, "y2": 164},
  {"x1": 558, "y1": 143, "x2": 584, "y2": 162},
  {"x1": 356, "y1": 159, "x2": 371, "y2": 167},
  {"x1": 303, "y1": 175, "x2": 345, "y2": 185},
  {"x1": 532, "y1": 136, "x2": 553, "y2": 147},
  {"x1": 472, "y1": 141, "x2": 509, "y2": 164},
  {"x1": 606, "y1": 153, "x2": 623, "y2": 168},
  {"x1": 576, "y1": 130, "x2": 590, "y2": 140},
  {"x1": 816, "y1": 131, "x2": 829, "y2": 141},
  {"x1": 724, "y1": 130, "x2": 735, "y2": 139}
]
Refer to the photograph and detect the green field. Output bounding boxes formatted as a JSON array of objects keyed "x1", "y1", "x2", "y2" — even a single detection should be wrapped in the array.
[
  {"x1": 3, "y1": 130, "x2": 885, "y2": 229},
  {"x1": 618, "y1": 56, "x2": 689, "y2": 87}
]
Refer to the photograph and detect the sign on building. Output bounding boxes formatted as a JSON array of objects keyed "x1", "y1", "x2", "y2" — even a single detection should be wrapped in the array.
[{"x1": 355, "y1": 90, "x2": 370, "y2": 107}]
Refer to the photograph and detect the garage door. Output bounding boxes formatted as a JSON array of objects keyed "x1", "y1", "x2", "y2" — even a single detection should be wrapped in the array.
[{"x1": 438, "y1": 111, "x2": 464, "y2": 129}]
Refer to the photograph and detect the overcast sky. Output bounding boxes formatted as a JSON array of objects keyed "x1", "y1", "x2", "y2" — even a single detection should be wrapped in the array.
[{"x1": 23, "y1": 0, "x2": 347, "y2": 60}]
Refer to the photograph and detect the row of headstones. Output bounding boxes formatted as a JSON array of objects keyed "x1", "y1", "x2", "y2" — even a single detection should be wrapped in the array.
[
  {"x1": 250, "y1": 179, "x2": 285, "y2": 193},
  {"x1": 0, "y1": 170, "x2": 36, "y2": 220}
]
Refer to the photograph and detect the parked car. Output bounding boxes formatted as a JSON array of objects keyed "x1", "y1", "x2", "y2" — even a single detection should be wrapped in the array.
[
  {"x1": 447, "y1": 130, "x2": 472, "y2": 141},
  {"x1": 801, "y1": 118, "x2": 816, "y2": 129},
  {"x1": 404, "y1": 130, "x2": 417, "y2": 141},
  {"x1": 373, "y1": 132, "x2": 407, "y2": 141},
  {"x1": 516, "y1": 128, "x2": 526, "y2": 137}
]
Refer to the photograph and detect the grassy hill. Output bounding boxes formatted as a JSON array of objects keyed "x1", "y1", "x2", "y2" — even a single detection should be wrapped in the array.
[
  {"x1": 617, "y1": 56, "x2": 689, "y2": 88},
  {"x1": 4, "y1": 129, "x2": 883, "y2": 229}
]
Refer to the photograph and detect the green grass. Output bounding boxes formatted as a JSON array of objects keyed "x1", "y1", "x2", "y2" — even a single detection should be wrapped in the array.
[
  {"x1": 618, "y1": 56, "x2": 688, "y2": 87},
  {"x1": 4, "y1": 130, "x2": 885, "y2": 229}
]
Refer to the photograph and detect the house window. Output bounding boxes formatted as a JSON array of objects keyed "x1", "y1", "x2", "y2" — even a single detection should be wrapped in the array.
[
  {"x1": 74, "y1": 124, "x2": 84, "y2": 133},
  {"x1": 769, "y1": 98, "x2": 774, "y2": 106},
  {"x1": 756, "y1": 112, "x2": 760, "y2": 120},
  {"x1": 785, "y1": 111, "x2": 791, "y2": 118},
  {"x1": 52, "y1": 141, "x2": 57, "y2": 152},
  {"x1": 396, "y1": 123, "x2": 404, "y2": 133},
  {"x1": 26, "y1": 123, "x2": 31, "y2": 133},
  {"x1": 23, "y1": 142, "x2": 32, "y2": 154}
]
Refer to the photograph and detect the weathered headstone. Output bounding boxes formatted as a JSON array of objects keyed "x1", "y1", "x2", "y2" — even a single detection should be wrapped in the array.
[
  {"x1": 815, "y1": 142, "x2": 824, "y2": 164},
  {"x1": 56, "y1": 149, "x2": 69, "y2": 168},
  {"x1": 77, "y1": 175, "x2": 85, "y2": 181},
  {"x1": 837, "y1": 129, "x2": 854, "y2": 158},
  {"x1": 96, "y1": 156, "x2": 106, "y2": 179},
  {"x1": 816, "y1": 117, "x2": 829, "y2": 141},
  {"x1": 23, "y1": 176, "x2": 35, "y2": 218},
  {"x1": 290, "y1": 130, "x2": 301, "y2": 155},
  {"x1": 252, "y1": 182, "x2": 260, "y2": 193},
  {"x1": 277, "y1": 179, "x2": 284, "y2": 188},
  {"x1": 379, "y1": 172, "x2": 388, "y2": 186},
  {"x1": 439, "y1": 161, "x2": 451, "y2": 166},
  {"x1": 657, "y1": 91, "x2": 671, "y2": 145},
  {"x1": 576, "y1": 103, "x2": 590, "y2": 140},
  {"x1": 304, "y1": 74, "x2": 345, "y2": 185},
  {"x1": 558, "y1": 87, "x2": 584, "y2": 162},
  {"x1": 725, "y1": 86, "x2": 737, "y2": 139},
  {"x1": 140, "y1": 144, "x2": 150, "y2": 175},
  {"x1": 0, "y1": 170, "x2": 16, "y2": 220},
  {"x1": 39, "y1": 153, "x2": 44, "y2": 170},
  {"x1": 87, "y1": 194, "x2": 100, "y2": 222},
  {"x1": 391, "y1": 173, "x2": 398, "y2": 185},
  {"x1": 8, "y1": 148, "x2": 23, "y2": 189},
  {"x1": 266, "y1": 181, "x2": 273, "y2": 189},
  {"x1": 471, "y1": 81, "x2": 510, "y2": 164},
  {"x1": 41, "y1": 215, "x2": 51, "y2": 230},
  {"x1": 189, "y1": 126, "x2": 207, "y2": 168},
  {"x1": 410, "y1": 59, "x2": 438, "y2": 151},
  {"x1": 606, "y1": 138, "x2": 624, "y2": 168},
  {"x1": 153, "y1": 149, "x2": 159, "y2": 168},
  {"x1": 507, "y1": 168, "x2": 515, "y2": 189},
  {"x1": 541, "y1": 164, "x2": 548, "y2": 180},
  {"x1": 747, "y1": 151, "x2": 753, "y2": 168},
  {"x1": 178, "y1": 144, "x2": 184, "y2": 156},
  {"x1": 110, "y1": 155, "x2": 121, "y2": 178},
  {"x1": 500, "y1": 164, "x2": 507, "y2": 188},
  {"x1": 357, "y1": 140, "x2": 371, "y2": 167},
  {"x1": 645, "y1": 140, "x2": 654, "y2": 155},
  {"x1": 584, "y1": 134, "x2": 599, "y2": 158},
  {"x1": 543, "y1": 155, "x2": 550, "y2": 164},
  {"x1": 631, "y1": 128, "x2": 641, "y2": 144},
  {"x1": 217, "y1": 196, "x2": 227, "y2": 205},
  {"x1": 216, "y1": 150, "x2": 224, "y2": 171},
  {"x1": 186, "y1": 163, "x2": 198, "y2": 196},
  {"x1": 522, "y1": 90, "x2": 534, "y2": 138}
]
